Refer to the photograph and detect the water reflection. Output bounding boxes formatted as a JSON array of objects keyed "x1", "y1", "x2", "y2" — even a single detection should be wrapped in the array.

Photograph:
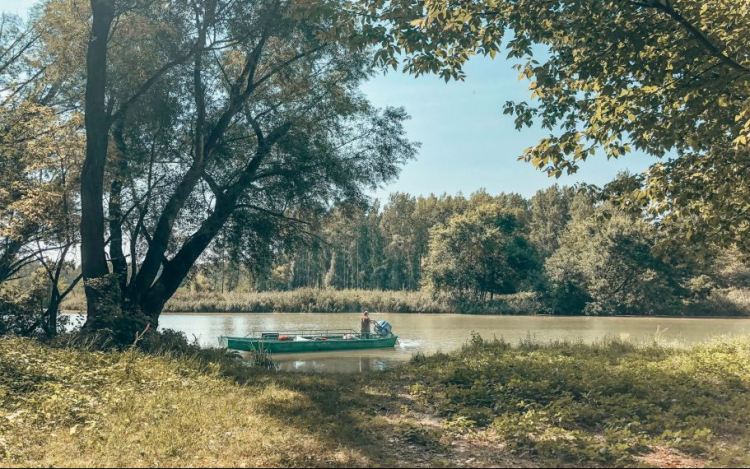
[
  {"x1": 279, "y1": 355, "x2": 394, "y2": 373},
  {"x1": 64, "y1": 312, "x2": 750, "y2": 373}
]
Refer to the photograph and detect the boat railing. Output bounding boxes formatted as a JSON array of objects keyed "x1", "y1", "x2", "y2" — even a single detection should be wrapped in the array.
[{"x1": 244, "y1": 329, "x2": 360, "y2": 338}]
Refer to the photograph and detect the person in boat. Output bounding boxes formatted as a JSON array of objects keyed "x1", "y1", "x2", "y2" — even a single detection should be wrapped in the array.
[{"x1": 361, "y1": 311, "x2": 373, "y2": 339}]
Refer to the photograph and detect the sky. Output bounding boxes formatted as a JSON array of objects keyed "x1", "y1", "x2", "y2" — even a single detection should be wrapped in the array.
[
  {"x1": 362, "y1": 56, "x2": 655, "y2": 201},
  {"x1": 1, "y1": 0, "x2": 36, "y2": 15},
  {"x1": 2, "y1": 0, "x2": 657, "y2": 202}
]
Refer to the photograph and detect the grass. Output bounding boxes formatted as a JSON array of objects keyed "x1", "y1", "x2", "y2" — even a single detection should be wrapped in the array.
[
  {"x1": 62, "y1": 288, "x2": 546, "y2": 315},
  {"x1": 2, "y1": 334, "x2": 750, "y2": 467},
  {"x1": 61, "y1": 287, "x2": 750, "y2": 317},
  {"x1": 404, "y1": 334, "x2": 750, "y2": 466}
]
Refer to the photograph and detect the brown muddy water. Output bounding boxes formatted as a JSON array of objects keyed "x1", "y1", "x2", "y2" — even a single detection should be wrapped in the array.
[{"x1": 64, "y1": 312, "x2": 750, "y2": 373}]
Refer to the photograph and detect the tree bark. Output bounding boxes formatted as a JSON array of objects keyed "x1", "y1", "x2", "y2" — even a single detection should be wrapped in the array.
[
  {"x1": 81, "y1": 0, "x2": 116, "y2": 328},
  {"x1": 109, "y1": 126, "x2": 130, "y2": 294},
  {"x1": 140, "y1": 199, "x2": 235, "y2": 320},
  {"x1": 138, "y1": 121, "x2": 291, "y2": 323},
  {"x1": 43, "y1": 287, "x2": 60, "y2": 337}
]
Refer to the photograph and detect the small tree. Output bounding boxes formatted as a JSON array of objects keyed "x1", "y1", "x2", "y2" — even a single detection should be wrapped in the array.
[
  {"x1": 528, "y1": 185, "x2": 577, "y2": 258},
  {"x1": 422, "y1": 203, "x2": 539, "y2": 300}
]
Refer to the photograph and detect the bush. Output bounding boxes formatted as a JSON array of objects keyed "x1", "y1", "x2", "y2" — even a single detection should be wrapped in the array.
[
  {"x1": 0, "y1": 281, "x2": 46, "y2": 336},
  {"x1": 683, "y1": 288, "x2": 750, "y2": 317},
  {"x1": 545, "y1": 209, "x2": 686, "y2": 316}
]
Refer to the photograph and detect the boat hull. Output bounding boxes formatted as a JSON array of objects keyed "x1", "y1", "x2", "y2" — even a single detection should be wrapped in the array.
[{"x1": 220, "y1": 335, "x2": 398, "y2": 354}]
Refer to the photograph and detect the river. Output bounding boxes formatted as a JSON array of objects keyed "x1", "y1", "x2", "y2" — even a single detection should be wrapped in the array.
[{"x1": 65, "y1": 313, "x2": 750, "y2": 373}]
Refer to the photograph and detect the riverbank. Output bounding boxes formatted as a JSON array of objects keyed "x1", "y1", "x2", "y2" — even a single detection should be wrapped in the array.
[
  {"x1": 60, "y1": 287, "x2": 750, "y2": 317},
  {"x1": 62, "y1": 288, "x2": 547, "y2": 315},
  {"x1": 2, "y1": 335, "x2": 750, "y2": 467}
]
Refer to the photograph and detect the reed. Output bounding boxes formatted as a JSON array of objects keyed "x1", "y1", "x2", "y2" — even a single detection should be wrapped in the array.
[
  {"x1": 61, "y1": 287, "x2": 750, "y2": 316},
  {"x1": 62, "y1": 288, "x2": 545, "y2": 315}
]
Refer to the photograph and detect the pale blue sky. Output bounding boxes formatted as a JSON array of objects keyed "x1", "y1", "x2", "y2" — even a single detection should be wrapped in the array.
[
  {"x1": 363, "y1": 56, "x2": 655, "y2": 200},
  {"x1": 3, "y1": 0, "x2": 656, "y2": 200},
  {"x1": 1, "y1": 0, "x2": 36, "y2": 15}
]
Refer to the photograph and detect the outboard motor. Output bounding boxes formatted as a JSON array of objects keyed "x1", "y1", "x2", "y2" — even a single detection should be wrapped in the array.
[{"x1": 374, "y1": 320, "x2": 393, "y2": 337}]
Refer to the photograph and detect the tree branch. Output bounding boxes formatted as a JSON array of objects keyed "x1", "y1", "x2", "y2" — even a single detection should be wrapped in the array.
[
  {"x1": 634, "y1": 0, "x2": 749, "y2": 73},
  {"x1": 108, "y1": 26, "x2": 207, "y2": 125},
  {"x1": 235, "y1": 203, "x2": 311, "y2": 225}
]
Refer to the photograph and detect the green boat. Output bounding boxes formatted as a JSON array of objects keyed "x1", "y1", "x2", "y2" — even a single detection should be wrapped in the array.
[{"x1": 219, "y1": 329, "x2": 398, "y2": 354}]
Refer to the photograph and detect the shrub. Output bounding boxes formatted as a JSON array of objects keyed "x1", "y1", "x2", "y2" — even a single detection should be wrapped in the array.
[
  {"x1": 545, "y1": 209, "x2": 686, "y2": 316},
  {"x1": 0, "y1": 280, "x2": 47, "y2": 336},
  {"x1": 399, "y1": 335, "x2": 750, "y2": 465},
  {"x1": 63, "y1": 288, "x2": 546, "y2": 315}
]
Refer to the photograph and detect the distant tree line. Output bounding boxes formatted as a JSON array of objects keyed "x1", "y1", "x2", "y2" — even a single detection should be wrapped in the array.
[{"x1": 185, "y1": 182, "x2": 750, "y2": 316}]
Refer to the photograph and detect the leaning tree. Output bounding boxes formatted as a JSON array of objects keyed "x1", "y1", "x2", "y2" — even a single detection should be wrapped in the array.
[{"x1": 39, "y1": 0, "x2": 416, "y2": 338}]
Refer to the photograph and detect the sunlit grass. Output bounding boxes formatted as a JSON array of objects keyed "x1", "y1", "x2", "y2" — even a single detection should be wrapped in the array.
[
  {"x1": 0, "y1": 338, "x2": 377, "y2": 467},
  {"x1": 2, "y1": 334, "x2": 750, "y2": 467},
  {"x1": 405, "y1": 334, "x2": 750, "y2": 466}
]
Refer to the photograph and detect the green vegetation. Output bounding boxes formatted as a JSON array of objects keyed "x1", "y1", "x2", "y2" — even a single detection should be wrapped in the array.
[
  {"x1": 34, "y1": 186, "x2": 750, "y2": 319},
  {"x1": 404, "y1": 334, "x2": 750, "y2": 467},
  {"x1": 545, "y1": 207, "x2": 688, "y2": 316},
  {"x1": 370, "y1": 0, "x2": 750, "y2": 251},
  {"x1": 153, "y1": 187, "x2": 750, "y2": 317},
  {"x1": 1, "y1": 2, "x2": 748, "y2": 467},
  {"x1": 60, "y1": 285, "x2": 750, "y2": 317},
  {"x1": 3, "y1": 334, "x2": 750, "y2": 467},
  {"x1": 421, "y1": 203, "x2": 540, "y2": 300},
  {"x1": 63, "y1": 288, "x2": 544, "y2": 314}
]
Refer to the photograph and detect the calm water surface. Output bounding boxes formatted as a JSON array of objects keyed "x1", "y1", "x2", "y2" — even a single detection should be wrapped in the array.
[{"x1": 65, "y1": 313, "x2": 750, "y2": 373}]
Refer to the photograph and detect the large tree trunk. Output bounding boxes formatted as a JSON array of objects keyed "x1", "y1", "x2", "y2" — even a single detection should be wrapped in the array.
[
  {"x1": 136, "y1": 121, "x2": 291, "y2": 323},
  {"x1": 140, "y1": 199, "x2": 236, "y2": 321},
  {"x1": 109, "y1": 127, "x2": 130, "y2": 295},
  {"x1": 81, "y1": 0, "x2": 117, "y2": 329},
  {"x1": 43, "y1": 288, "x2": 60, "y2": 337}
]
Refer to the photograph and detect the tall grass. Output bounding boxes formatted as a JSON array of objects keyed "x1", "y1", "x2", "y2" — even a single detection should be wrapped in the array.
[
  {"x1": 62, "y1": 288, "x2": 546, "y2": 315},
  {"x1": 401, "y1": 334, "x2": 750, "y2": 466},
  {"x1": 0, "y1": 336, "x2": 355, "y2": 467},
  {"x1": 61, "y1": 287, "x2": 750, "y2": 316}
]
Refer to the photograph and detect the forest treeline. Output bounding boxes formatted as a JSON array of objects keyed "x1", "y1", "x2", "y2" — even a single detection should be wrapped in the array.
[{"x1": 153, "y1": 184, "x2": 750, "y2": 317}]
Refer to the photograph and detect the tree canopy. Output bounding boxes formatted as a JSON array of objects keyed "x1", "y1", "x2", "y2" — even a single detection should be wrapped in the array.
[
  {"x1": 33, "y1": 0, "x2": 418, "y2": 336},
  {"x1": 366, "y1": 0, "x2": 750, "y2": 251},
  {"x1": 0, "y1": 12, "x2": 82, "y2": 336},
  {"x1": 545, "y1": 205, "x2": 688, "y2": 315},
  {"x1": 421, "y1": 202, "x2": 540, "y2": 300}
]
